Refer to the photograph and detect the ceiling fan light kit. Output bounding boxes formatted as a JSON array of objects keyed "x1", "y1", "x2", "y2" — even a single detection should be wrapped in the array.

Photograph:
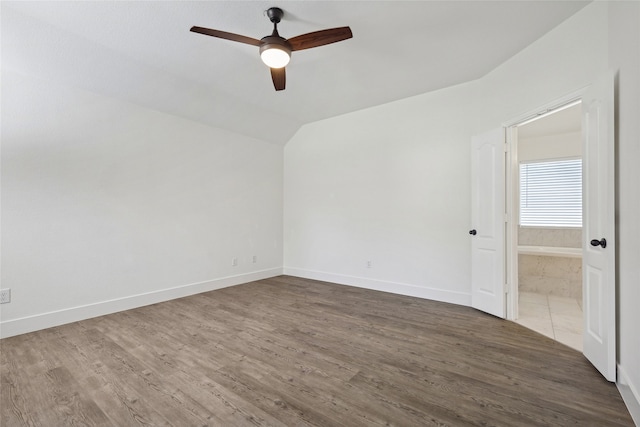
[
  {"x1": 190, "y1": 7, "x2": 352, "y2": 91},
  {"x1": 259, "y1": 41, "x2": 291, "y2": 69}
]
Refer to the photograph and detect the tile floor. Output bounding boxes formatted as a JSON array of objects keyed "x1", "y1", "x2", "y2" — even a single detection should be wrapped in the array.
[{"x1": 515, "y1": 291, "x2": 583, "y2": 352}]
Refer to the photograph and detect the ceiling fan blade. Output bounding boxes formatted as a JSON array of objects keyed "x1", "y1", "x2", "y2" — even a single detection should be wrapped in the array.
[
  {"x1": 270, "y1": 67, "x2": 286, "y2": 91},
  {"x1": 190, "y1": 26, "x2": 262, "y2": 47},
  {"x1": 288, "y1": 27, "x2": 352, "y2": 51}
]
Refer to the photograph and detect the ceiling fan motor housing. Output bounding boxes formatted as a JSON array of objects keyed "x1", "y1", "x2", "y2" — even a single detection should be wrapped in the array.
[{"x1": 260, "y1": 36, "x2": 292, "y2": 54}]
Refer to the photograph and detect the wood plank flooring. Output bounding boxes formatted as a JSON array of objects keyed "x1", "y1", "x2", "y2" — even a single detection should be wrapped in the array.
[{"x1": 1, "y1": 275, "x2": 634, "y2": 426}]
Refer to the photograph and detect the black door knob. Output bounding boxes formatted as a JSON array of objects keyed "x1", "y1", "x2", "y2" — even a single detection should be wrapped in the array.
[
  {"x1": 469, "y1": 229, "x2": 477, "y2": 235},
  {"x1": 590, "y1": 238, "x2": 607, "y2": 248}
]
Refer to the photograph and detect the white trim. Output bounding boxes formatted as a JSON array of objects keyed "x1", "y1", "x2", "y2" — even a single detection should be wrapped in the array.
[
  {"x1": 283, "y1": 267, "x2": 471, "y2": 307},
  {"x1": 0, "y1": 268, "x2": 283, "y2": 339},
  {"x1": 517, "y1": 245, "x2": 582, "y2": 258},
  {"x1": 506, "y1": 126, "x2": 519, "y2": 321},
  {"x1": 618, "y1": 364, "x2": 640, "y2": 426}
]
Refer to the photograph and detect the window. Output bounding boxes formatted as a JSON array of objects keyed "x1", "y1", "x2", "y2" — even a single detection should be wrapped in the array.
[{"x1": 519, "y1": 158, "x2": 582, "y2": 227}]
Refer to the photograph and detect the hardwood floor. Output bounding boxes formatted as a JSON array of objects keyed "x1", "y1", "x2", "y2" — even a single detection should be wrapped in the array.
[{"x1": 1, "y1": 275, "x2": 633, "y2": 426}]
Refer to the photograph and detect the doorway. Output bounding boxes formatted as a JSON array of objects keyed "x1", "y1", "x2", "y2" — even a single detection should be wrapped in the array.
[
  {"x1": 474, "y1": 73, "x2": 617, "y2": 381},
  {"x1": 510, "y1": 102, "x2": 584, "y2": 351},
  {"x1": 469, "y1": 72, "x2": 616, "y2": 381}
]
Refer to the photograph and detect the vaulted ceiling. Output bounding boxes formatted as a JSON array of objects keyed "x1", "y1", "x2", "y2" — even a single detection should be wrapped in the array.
[{"x1": 2, "y1": 1, "x2": 590, "y2": 145}]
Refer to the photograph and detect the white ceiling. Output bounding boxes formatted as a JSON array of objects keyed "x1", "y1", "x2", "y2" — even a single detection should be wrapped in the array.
[{"x1": 1, "y1": 1, "x2": 590, "y2": 145}]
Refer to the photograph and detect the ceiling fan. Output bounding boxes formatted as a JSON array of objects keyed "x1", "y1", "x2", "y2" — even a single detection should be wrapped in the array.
[{"x1": 191, "y1": 7, "x2": 353, "y2": 91}]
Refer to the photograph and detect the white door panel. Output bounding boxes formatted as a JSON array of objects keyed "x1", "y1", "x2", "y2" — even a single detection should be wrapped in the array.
[
  {"x1": 471, "y1": 128, "x2": 506, "y2": 318},
  {"x1": 582, "y1": 72, "x2": 616, "y2": 382}
]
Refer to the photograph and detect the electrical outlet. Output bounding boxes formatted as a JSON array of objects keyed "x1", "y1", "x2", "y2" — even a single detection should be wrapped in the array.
[
  {"x1": 252, "y1": 255, "x2": 257, "y2": 263},
  {"x1": 232, "y1": 257, "x2": 238, "y2": 267},
  {"x1": 0, "y1": 289, "x2": 11, "y2": 304},
  {"x1": 366, "y1": 260, "x2": 372, "y2": 268}
]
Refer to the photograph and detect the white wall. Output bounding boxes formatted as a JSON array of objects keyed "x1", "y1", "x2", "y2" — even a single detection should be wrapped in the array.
[
  {"x1": 284, "y1": 1, "x2": 639, "y2": 421},
  {"x1": 284, "y1": 81, "x2": 475, "y2": 304},
  {"x1": 1, "y1": 70, "x2": 284, "y2": 337},
  {"x1": 608, "y1": 1, "x2": 640, "y2": 423},
  {"x1": 284, "y1": 2, "x2": 607, "y2": 305}
]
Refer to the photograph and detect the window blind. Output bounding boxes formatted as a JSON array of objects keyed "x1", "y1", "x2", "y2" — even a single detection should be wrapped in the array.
[{"x1": 520, "y1": 158, "x2": 582, "y2": 227}]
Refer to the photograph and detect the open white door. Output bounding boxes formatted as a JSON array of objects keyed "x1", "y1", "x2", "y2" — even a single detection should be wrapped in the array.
[
  {"x1": 582, "y1": 73, "x2": 616, "y2": 382},
  {"x1": 471, "y1": 128, "x2": 506, "y2": 318}
]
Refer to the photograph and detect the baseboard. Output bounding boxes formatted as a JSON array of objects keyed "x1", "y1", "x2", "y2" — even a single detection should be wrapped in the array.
[
  {"x1": 618, "y1": 364, "x2": 640, "y2": 426},
  {"x1": 0, "y1": 268, "x2": 283, "y2": 339},
  {"x1": 283, "y1": 267, "x2": 471, "y2": 307}
]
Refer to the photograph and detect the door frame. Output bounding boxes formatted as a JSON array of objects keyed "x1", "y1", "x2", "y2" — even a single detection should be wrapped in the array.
[{"x1": 502, "y1": 89, "x2": 586, "y2": 321}]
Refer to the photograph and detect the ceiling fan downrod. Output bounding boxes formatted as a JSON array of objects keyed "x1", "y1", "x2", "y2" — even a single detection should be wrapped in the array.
[{"x1": 266, "y1": 7, "x2": 284, "y2": 35}]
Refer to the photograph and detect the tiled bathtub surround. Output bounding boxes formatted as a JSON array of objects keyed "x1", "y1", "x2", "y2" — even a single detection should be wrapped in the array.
[
  {"x1": 518, "y1": 227, "x2": 581, "y2": 248},
  {"x1": 518, "y1": 227, "x2": 582, "y2": 299},
  {"x1": 518, "y1": 254, "x2": 582, "y2": 298}
]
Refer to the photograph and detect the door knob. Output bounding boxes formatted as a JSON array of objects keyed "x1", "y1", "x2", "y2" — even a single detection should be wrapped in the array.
[
  {"x1": 469, "y1": 229, "x2": 477, "y2": 235},
  {"x1": 590, "y1": 238, "x2": 607, "y2": 248}
]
